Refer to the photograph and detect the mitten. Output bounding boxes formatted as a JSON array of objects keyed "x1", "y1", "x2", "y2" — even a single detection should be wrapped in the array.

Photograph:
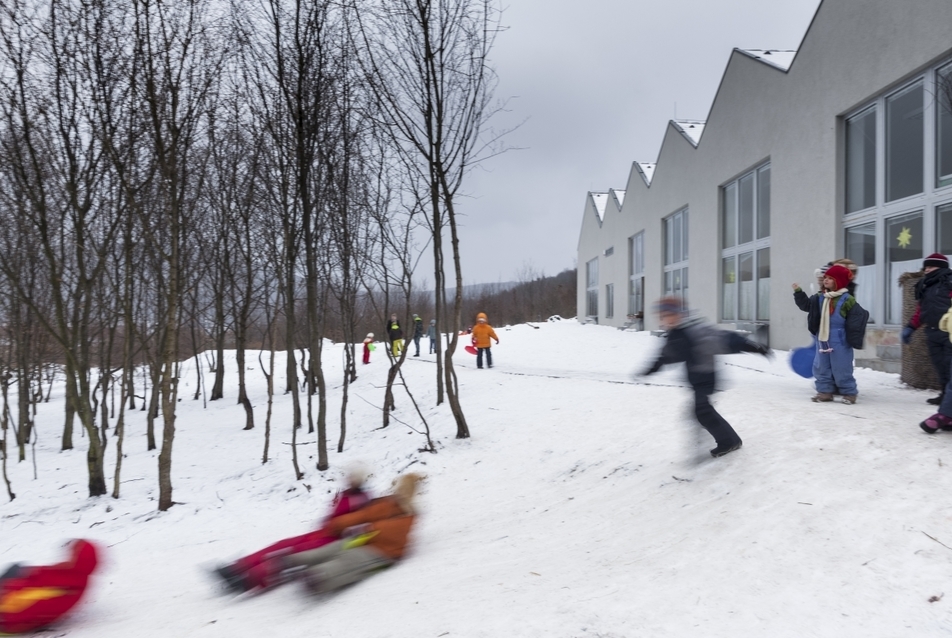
[{"x1": 901, "y1": 325, "x2": 914, "y2": 345}]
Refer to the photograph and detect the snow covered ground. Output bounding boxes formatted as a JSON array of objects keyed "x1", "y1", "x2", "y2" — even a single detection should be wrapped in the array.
[{"x1": 3, "y1": 319, "x2": 952, "y2": 637}]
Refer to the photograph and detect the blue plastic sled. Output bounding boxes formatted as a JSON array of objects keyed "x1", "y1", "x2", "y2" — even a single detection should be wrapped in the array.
[{"x1": 789, "y1": 338, "x2": 816, "y2": 378}]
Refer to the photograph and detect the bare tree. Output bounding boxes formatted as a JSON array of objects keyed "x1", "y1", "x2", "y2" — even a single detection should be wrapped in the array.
[
  {"x1": 355, "y1": 0, "x2": 505, "y2": 438},
  {"x1": 131, "y1": 0, "x2": 222, "y2": 510}
]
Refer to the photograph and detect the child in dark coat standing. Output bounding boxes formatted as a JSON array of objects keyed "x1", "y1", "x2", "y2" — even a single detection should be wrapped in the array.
[
  {"x1": 639, "y1": 297, "x2": 770, "y2": 458},
  {"x1": 902, "y1": 253, "x2": 952, "y2": 405}
]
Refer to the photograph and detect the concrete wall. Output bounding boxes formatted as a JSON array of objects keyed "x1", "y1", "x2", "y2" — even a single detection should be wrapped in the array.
[{"x1": 577, "y1": 0, "x2": 952, "y2": 354}]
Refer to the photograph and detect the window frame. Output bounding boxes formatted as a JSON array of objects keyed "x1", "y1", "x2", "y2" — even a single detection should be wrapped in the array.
[
  {"x1": 721, "y1": 163, "x2": 771, "y2": 322},
  {"x1": 585, "y1": 257, "x2": 598, "y2": 318},
  {"x1": 663, "y1": 208, "x2": 689, "y2": 302},
  {"x1": 843, "y1": 59, "x2": 952, "y2": 326}
]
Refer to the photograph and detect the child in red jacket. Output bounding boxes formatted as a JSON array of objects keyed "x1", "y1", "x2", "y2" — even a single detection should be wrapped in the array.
[
  {"x1": 213, "y1": 464, "x2": 372, "y2": 593},
  {"x1": 0, "y1": 539, "x2": 99, "y2": 634}
]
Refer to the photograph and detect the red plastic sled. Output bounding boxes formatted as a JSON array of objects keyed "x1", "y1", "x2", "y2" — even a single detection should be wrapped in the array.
[
  {"x1": 464, "y1": 345, "x2": 478, "y2": 355},
  {"x1": 0, "y1": 539, "x2": 100, "y2": 634}
]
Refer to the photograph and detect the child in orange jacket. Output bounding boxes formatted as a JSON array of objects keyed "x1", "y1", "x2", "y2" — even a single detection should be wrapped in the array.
[{"x1": 471, "y1": 312, "x2": 499, "y2": 369}]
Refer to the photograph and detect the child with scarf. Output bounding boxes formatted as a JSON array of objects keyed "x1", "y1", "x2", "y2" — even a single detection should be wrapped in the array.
[{"x1": 796, "y1": 264, "x2": 868, "y2": 404}]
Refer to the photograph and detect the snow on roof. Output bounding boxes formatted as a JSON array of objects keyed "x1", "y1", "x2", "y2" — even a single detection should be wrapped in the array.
[
  {"x1": 636, "y1": 162, "x2": 656, "y2": 186},
  {"x1": 672, "y1": 120, "x2": 706, "y2": 147},
  {"x1": 590, "y1": 191, "x2": 609, "y2": 222},
  {"x1": 610, "y1": 189, "x2": 626, "y2": 207},
  {"x1": 737, "y1": 48, "x2": 797, "y2": 72}
]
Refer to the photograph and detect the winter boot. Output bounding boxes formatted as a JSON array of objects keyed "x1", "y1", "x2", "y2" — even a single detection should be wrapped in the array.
[
  {"x1": 920, "y1": 413, "x2": 952, "y2": 434},
  {"x1": 811, "y1": 392, "x2": 834, "y2": 402},
  {"x1": 841, "y1": 395, "x2": 857, "y2": 405},
  {"x1": 710, "y1": 441, "x2": 743, "y2": 458},
  {"x1": 927, "y1": 393, "x2": 944, "y2": 405}
]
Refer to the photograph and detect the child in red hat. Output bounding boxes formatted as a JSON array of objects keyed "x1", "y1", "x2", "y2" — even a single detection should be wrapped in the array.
[{"x1": 810, "y1": 264, "x2": 869, "y2": 404}]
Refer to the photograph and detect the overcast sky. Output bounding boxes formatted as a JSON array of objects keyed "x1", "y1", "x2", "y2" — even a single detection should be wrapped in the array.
[{"x1": 440, "y1": 0, "x2": 822, "y2": 286}]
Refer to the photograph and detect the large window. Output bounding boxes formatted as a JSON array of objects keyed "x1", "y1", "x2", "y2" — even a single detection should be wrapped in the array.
[
  {"x1": 628, "y1": 232, "x2": 644, "y2": 317},
  {"x1": 938, "y1": 63, "x2": 952, "y2": 189},
  {"x1": 886, "y1": 211, "x2": 923, "y2": 324},
  {"x1": 845, "y1": 223, "x2": 876, "y2": 322},
  {"x1": 844, "y1": 58, "x2": 952, "y2": 326},
  {"x1": 886, "y1": 81, "x2": 924, "y2": 202},
  {"x1": 663, "y1": 209, "x2": 688, "y2": 301},
  {"x1": 846, "y1": 107, "x2": 877, "y2": 213},
  {"x1": 585, "y1": 258, "x2": 598, "y2": 318},
  {"x1": 722, "y1": 165, "x2": 770, "y2": 321}
]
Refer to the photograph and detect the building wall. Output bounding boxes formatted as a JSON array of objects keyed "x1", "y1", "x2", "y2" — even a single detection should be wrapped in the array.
[{"x1": 577, "y1": 0, "x2": 952, "y2": 354}]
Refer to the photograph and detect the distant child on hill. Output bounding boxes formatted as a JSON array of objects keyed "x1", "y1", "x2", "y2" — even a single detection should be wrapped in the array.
[
  {"x1": 638, "y1": 297, "x2": 770, "y2": 458},
  {"x1": 427, "y1": 319, "x2": 437, "y2": 354},
  {"x1": 362, "y1": 333, "x2": 375, "y2": 365},
  {"x1": 471, "y1": 312, "x2": 499, "y2": 369},
  {"x1": 386, "y1": 314, "x2": 404, "y2": 357},
  {"x1": 412, "y1": 314, "x2": 423, "y2": 356}
]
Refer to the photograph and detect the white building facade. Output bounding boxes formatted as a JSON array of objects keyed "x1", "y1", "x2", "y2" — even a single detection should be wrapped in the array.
[{"x1": 576, "y1": 0, "x2": 952, "y2": 365}]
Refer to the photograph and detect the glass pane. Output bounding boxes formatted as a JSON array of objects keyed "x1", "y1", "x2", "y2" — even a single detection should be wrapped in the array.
[
  {"x1": 682, "y1": 267, "x2": 688, "y2": 302},
  {"x1": 673, "y1": 214, "x2": 682, "y2": 264},
  {"x1": 682, "y1": 210, "x2": 689, "y2": 260},
  {"x1": 664, "y1": 270, "x2": 673, "y2": 295},
  {"x1": 673, "y1": 268, "x2": 682, "y2": 296},
  {"x1": 938, "y1": 64, "x2": 952, "y2": 188},
  {"x1": 757, "y1": 166, "x2": 770, "y2": 239},
  {"x1": 757, "y1": 248, "x2": 770, "y2": 320},
  {"x1": 886, "y1": 211, "x2": 923, "y2": 323},
  {"x1": 886, "y1": 82, "x2": 924, "y2": 202},
  {"x1": 586, "y1": 258, "x2": 598, "y2": 288},
  {"x1": 605, "y1": 284, "x2": 614, "y2": 318},
  {"x1": 723, "y1": 183, "x2": 737, "y2": 248},
  {"x1": 665, "y1": 218, "x2": 673, "y2": 266},
  {"x1": 739, "y1": 252, "x2": 754, "y2": 320},
  {"x1": 845, "y1": 223, "x2": 876, "y2": 323},
  {"x1": 938, "y1": 203, "x2": 952, "y2": 255},
  {"x1": 722, "y1": 257, "x2": 736, "y2": 320},
  {"x1": 739, "y1": 174, "x2": 754, "y2": 244},
  {"x1": 633, "y1": 233, "x2": 644, "y2": 274},
  {"x1": 846, "y1": 108, "x2": 877, "y2": 212}
]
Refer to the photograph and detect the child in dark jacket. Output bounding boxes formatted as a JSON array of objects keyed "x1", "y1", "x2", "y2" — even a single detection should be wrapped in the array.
[
  {"x1": 795, "y1": 264, "x2": 868, "y2": 404},
  {"x1": 639, "y1": 297, "x2": 770, "y2": 458},
  {"x1": 902, "y1": 253, "x2": 952, "y2": 405}
]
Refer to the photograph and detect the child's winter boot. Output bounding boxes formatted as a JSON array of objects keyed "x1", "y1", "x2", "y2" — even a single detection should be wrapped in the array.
[
  {"x1": 811, "y1": 392, "x2": 834, "y2": 402},
  {"x1": 920, "y1": 413, "x2": 952, "y2": 434}
]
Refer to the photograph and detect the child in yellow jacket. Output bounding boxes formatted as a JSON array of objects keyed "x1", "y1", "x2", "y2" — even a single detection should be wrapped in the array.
[{"x1": 471, "y1": 312, "x2": 499, "y2": 369}]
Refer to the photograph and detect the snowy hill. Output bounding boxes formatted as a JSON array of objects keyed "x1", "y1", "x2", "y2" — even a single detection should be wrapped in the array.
[{"x1": 2, "y1": 320, "x2": 952, "y2": 637}]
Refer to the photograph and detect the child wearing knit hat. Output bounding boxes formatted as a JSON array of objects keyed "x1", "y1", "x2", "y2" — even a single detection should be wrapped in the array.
[{"x1": 808, "y1": 264, "x2": 869, "y2": 404}]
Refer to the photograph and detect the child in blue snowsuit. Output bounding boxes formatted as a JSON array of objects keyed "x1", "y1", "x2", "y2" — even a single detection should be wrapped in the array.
[{"x1": 806, "y1": 264, "x2": 868, "y2": 404}]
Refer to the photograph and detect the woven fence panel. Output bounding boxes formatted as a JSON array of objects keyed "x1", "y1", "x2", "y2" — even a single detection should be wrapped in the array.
[{"x1": 900, "y1": 271, "x2": 941, "y2": 390}]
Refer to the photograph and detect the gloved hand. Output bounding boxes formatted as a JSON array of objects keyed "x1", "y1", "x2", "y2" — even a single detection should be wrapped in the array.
[
  {"x1": 901, "y1": 325, "x2": 914, "y2": 345},
  {"x1": 751, "y1": 342, "x2": 773, "y2": 358}
]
